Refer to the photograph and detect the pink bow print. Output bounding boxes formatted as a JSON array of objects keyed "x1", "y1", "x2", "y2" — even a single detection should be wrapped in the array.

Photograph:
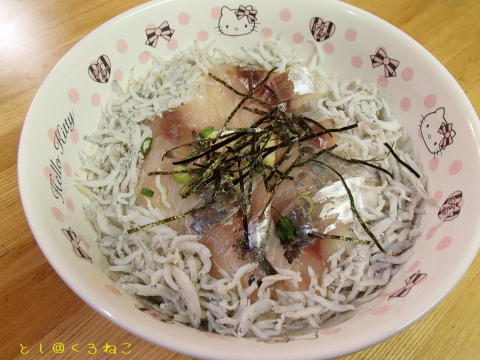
[
  {"x1": 145, "y1": 21, "x2": 175, "y2": 48},
  {"x1": 438, "y1": 122, "x2": 455, "y2": 149},
  {"x1": 62, "y1": 227, "x2": 92, "y2": 262},
  {"x1": 370, "y1": 48, "x2": 400, "y2": 78},
  {"x1": 389, "y1": 270, "x2": 427, "y2": 299},
  {"x1": 235, "y1": 5, "x2": 257, "y2": 23}
]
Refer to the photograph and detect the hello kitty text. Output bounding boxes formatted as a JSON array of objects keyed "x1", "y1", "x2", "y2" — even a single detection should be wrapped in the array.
[
  {"x1": 217, "y1": 5, "x2": 258, "y2": 37},
  {"x1": 419, "y1": 107, "x2": 456, "y2": 156},
  {"x1": 48, "y1": 111, "x2": 75, "y2": 204}
]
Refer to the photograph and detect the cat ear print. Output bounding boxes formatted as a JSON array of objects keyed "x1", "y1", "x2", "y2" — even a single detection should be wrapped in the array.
[
  {"x1": 221, "y1": 6, "x2": 233, "y2": 15},
  {"x1": 435, "y1": 107, "x2": 446, "y2": 117}
]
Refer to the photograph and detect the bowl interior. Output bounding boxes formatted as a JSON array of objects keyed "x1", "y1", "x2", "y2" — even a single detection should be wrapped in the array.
[{"x1": 18, "y1": 0, "x2": 480, "y2": 359}]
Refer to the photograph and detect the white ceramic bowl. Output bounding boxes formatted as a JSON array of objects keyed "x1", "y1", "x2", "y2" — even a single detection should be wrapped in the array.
[{"x1": 18, "y1": 0, "x2": 480, "y2": 359}]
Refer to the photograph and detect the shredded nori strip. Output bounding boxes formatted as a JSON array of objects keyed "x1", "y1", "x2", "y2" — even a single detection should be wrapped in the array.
[
  {"x1": 127, "y1": 200, "x2": 214, "y2": 234},
  {"x1": 384, "y1": 142, "x2": 421, "y2": 178},
  {"x1": 127, "y1": 67, "x2": 379, "y2": 245},
  {"x1": 312, "y1": 159, "x2": 386, "y2": 253},
  {"x1": 327, "y1": 152, "x2": 394, "y2": 178},
  {"x1": 308, "y1": 232, "x2": 369, "y2": 245}
]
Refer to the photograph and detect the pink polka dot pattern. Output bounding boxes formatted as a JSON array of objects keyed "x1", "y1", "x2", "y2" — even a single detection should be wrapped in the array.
[
  {"x1": 321, "y1": 327, "x2": 341, "y2": 335},
  {"x1": 48, "y1": 128, "x2": 55, "y2": 142},
  {"x1": 91, "y1": 93, "x2": 101, "y2": 107},
  {"x1": 71, "y1": 129, "x2": 79, "y2": 144},
  {"x1": 449, "y1": 160, "x2": 462, "y2": 174},
  {"x1": 138, "y1": 51, "x2": 150, "y2": 64},
  {"x1": 351, "y1": 56, "x2": 362, "y2": 68},
  {"x1": 105, "y1": 284, "x2": 122, "y2": 296},
  {"x1": 168, "y1": 38, "x2": 178, "y2": 51},
  {"x1": 426, "y1": 226, "x2": 437, "y2": 240},
  {"x1": 261, "y1": 28, "x2": 273, "y2": 39},
  {"x1": 178, "y1": 12, "x2": 190, "y2": 26},
  {"x1": 65, "y1": 197, "x2": 75, "y2": 213},
  {"x1": 68, "y1": 89, "x2": 79, "y2": 104},
  {"x1": 51, "y1": 207, "x2": 65, "y2": 222},
  {"x1": 211, "y1": 6, "x2": 221, "y2": 19},
  {"x1": 116, "y1": 39, "x2": 128, "y2": 53},
  {"x1": 370, "y1": 305, "x2": 389, "y2": 315},
  {"x1": 400, "y1": 97, "x2": 411, "y2": 111},
  {"x1": 292, "y1": 33, "x2": 304, "y2": 44},
  {"x1": 323, "y1": 42, "x2": 335, "y2": 54},
  {"x1": 424, "y1": 94, "x2": 437, "y2": 108},
  {"x1": 113, "y1": 69, "x2": 123, "y2": 82},
  {"x1": 407, "y1": 260, "x2": 420, "y2": 273},
  {"x1": 63, "y1": 161, "x2": 72, "y2": 177},
  {"x1": 279, "y1": 9, "x2": 292, "y2": 22},
  {"x1": 401, "y1": 67, "x2": 414, "y2": 81},
  {"x1": 429, "y1": 157, "x2": 439, "y2": 171},
  {"x1": 197, "y1": 30, "x2": 209, "y2": 42},
  {"x1": 432, "y1": 190, "x2": 443, "y2": 203},
  {"x1": 344, "y1": 28, "x2": 357, "y2": 42},
  {"x1": 377, "y1": 75, "x2": 388, "y2": 88},
  {"x1": 436, "y1": 236, "x2": 452, "y2": 251}
]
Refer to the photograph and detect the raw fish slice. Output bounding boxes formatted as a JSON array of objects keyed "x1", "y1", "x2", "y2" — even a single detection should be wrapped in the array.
[
  {"x1": 198, "y1": 211, "x2": 271, "y2": 285},
  {"x1": 137, "y1": 65, "x2": 277, "y2": 231},
  {"x1": 265, "y1": 232, "x2": 326, "y2": 291},
  {"x1": 136, "y1": 130, "x2": 197, "y2": 233}
]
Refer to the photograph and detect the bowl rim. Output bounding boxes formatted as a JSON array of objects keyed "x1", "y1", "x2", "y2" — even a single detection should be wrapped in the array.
[{"x1": 17, "y1": 0, "x2": 480, "y2": 359}]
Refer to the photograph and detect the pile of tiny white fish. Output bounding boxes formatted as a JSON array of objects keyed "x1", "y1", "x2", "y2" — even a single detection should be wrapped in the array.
[{"x1": 78, "y1": 39, "x2": 427, "y2": 338}]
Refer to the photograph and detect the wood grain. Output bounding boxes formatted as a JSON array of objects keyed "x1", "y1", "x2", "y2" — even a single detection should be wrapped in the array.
[{"x1": 1, "y1": 0, "x2": 479, "y2": 359}]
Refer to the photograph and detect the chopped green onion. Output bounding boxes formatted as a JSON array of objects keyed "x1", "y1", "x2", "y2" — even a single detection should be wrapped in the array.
[
  {"x1": 296, "y1": 194, "x2": 314, "y2": 216},
  {"x1": 141, "y1": 187, "x2": 154, "y2": 197},
  {"x1": 172, "y1": 165, "x2": 190, "y2": 184},
  {"x1": 140, "y1": 137, "x2": 153, "y2": 156},
  {"x1": 199, "y1": 126, "x2": 215, "y2": 139},
  {"x1": 187, "y1": 151, "x2": 199, "y2": 160},
  {"x1": 275, "y1": 216, "x2": 295, "y2": 245}
]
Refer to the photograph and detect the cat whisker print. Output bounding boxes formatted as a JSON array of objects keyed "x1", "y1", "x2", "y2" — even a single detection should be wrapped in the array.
[{"x1": 217, "y1": 5, "x2": 258, "y2": 37}]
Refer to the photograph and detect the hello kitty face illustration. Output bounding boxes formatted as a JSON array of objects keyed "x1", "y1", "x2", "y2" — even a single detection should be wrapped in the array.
[
  {"x1": 420, "y1": 107, "x2": 456, "y2": 156},
  {"x1": 217, "y1": 5, "x2": 258, "y2": 37}
]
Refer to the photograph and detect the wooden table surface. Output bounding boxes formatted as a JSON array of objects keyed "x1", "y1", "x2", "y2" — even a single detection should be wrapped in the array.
[{"x1": 1, "y1": 0, "x2": 479, "y2": 359}]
